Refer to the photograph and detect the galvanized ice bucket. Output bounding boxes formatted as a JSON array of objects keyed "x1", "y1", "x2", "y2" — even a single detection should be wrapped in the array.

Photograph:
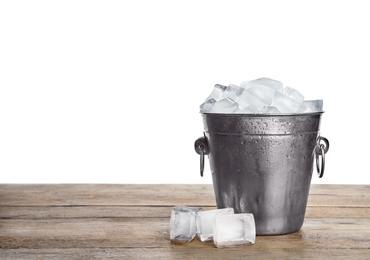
[{"x1": 195, "y1": 112, "x2": 329, "y2": 235}]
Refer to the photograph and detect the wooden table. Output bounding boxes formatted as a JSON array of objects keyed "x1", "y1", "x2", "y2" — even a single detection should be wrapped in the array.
[{"x1": 0, "y1": 184, "x2": 369, "y2": 259}]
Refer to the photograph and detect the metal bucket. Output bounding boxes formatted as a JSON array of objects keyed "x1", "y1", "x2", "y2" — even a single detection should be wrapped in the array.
[{"x1": 194, "y1": 112, "x2": 329, "y2": 235}]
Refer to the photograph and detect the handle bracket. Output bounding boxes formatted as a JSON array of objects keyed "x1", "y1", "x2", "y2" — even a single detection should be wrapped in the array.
[
  {"x1": 194, "y1": 134, "x2": 209, "y2": 177},
  {"x1": 315, "y1": 136, "x2": 330, "y2": 178}
]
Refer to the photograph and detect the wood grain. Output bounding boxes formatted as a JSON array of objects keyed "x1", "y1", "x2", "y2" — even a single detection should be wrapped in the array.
[
  {"x1": 0, "y1": 184, "x2": 369, "y2": 259},
  {"x1": 1, "y1": 248, "x2": 369, "y2": 260},
  {"x1": 0, "y1": 206, "x2": 369, "y2": 219},
  {"x1": 0, "y1": 217, "x2": 369, "y2": 249},
  {"x1": 0, "y1": 184, "x2": 369, "y2": 206},
  {"x1": 1, "y1": 248, "x2": 370, "y2": 260}
]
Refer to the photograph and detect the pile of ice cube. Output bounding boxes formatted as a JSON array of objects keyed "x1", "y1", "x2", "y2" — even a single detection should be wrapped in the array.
[
  {"x1": 200, "y1": 78, "x2": 323, "y2": 114},
  {"x1": 170, "y1": 206, "x2": 255, "y2": 248}
]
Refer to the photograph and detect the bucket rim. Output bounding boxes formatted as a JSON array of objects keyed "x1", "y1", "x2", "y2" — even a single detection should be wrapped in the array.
[{"x1": 200, "y1": 111, "x2": 324, "y2": 117}]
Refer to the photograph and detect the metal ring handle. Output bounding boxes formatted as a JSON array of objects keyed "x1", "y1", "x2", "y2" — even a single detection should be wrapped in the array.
[
  {"x1": 316, "y1": 144, "x2": 326, "y2": 178},
  {"x1": 199, "y1": 145, "x2": 205, "y2": 177}
]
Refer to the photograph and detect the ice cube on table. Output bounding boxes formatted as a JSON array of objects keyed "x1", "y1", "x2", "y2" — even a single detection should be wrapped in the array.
[
  {"x1": 221, "y1": 84, "x2": 245, "y2": 101},
  {"x1": 197, "y1": 208, "x2": 234, "y2": 242},
  {"x1": 236, "y1": 105, "x2": 259, "y2": 114},
  {"x1": 200, "y1": 98, "x2": 216, "y2": 113},
  {"x1": 241, "y1": 77, "x2": 283, "y2": 93},
  {"x1": 170, "y1": 206, "x2": 203, "y2": 244},
  {"x1": 205, "y1": 84, "x2": 227, "y2": 102},
  {"x1": 210, "y1": 98, "x2": 238, "y2": 113},
  {"x1": 271, "y1": 91, "x2": 303, "y2": 113},
  {"x1": 237, "y1": 89, "x2": 266, "y2": 110},
  {"x1": 284, "y1": 87, "x2": 304, "y2": 103},
  {"x1": 261, "y1": 106, "x2": 280, "y2": 114},
  {"x1": 213, "y1": 213, "x2": 256, "y2": 248},
  {"x1": 297, "y1": 100, "x2": 323, "y2": 113}
]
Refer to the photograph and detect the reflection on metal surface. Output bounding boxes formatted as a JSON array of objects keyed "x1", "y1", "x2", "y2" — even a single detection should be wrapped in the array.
[{"x1": 195, "y1": 113, "x2": 330, "y2": 235}]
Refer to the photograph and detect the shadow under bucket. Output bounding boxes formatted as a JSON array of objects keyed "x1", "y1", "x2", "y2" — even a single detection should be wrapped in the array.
[{"x1": 195, "y1": 113, "x2": 329, "y2": 235}]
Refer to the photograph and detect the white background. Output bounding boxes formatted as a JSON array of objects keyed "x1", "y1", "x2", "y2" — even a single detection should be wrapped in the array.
[{"x1": 0, "y1": 0, "x2": 369, "y2": 184}]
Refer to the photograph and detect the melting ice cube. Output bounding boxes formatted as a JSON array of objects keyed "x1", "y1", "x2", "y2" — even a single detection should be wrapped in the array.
[
  {"x1": 205, "y1": 84, "x2": 227, "y2": 102},
  {"x1": 241, "y1": 77, "x2": 283, "y2": 93},
  {"x1": 240, "y1": 80, "x2": 277, "y2": 105},
  {"x1": 237, "y1": 89, "x2": 266, "y2": 110},
  {"x1": 197, "y1": 208, "x2": 234, "y2": 242},
  {"x1": 297, "y1": 100, "x2": 323, "y2": 113},
  {"x1": 170, "y1": 206, "x2": 202, "y2": 244},
  {"x1": 213, "y1": 213, "x2": 256, "y2": 248},
  {"x1": 221, "y1": 84, "x2": 245, "y2": 101},
  {"x1": 247, "y1": 85, "x2": 276, "y2": 106},
  {"x1": 211, "y1": 98, "x2": 238, "y2": 113},
  {"x1": 200, "y1": 98, "x2": 216, "y2": 113},
  {"x1": 237, "y1": 105, "x2": 259, "y2": 114},
  {"x1": 271, "y1": 91, "x2": 303, "y2": 113},
  {"x1": 284, "y1": 87, "x2": 304, "y2": 103},
  {"x1": 261, "y1": 106, "x2": 281, "y2": 114}
]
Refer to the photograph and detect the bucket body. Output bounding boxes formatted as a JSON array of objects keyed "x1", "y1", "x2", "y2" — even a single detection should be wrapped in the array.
[{"x1": 201, "y1": 113, "x2": 323, "y2": 235}]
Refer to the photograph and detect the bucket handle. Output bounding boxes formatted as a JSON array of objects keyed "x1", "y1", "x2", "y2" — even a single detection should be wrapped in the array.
[
  {"x1": 194, "y1": 134, "x2": 209, "y2": 177},
  {"x1": 315, "y1": 136, "x2": 330, "y2": 178}
]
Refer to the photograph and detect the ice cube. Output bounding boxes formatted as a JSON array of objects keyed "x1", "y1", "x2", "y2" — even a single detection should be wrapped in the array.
[
  {"x1": 240, "y1": 80, "x2": 256, "y2": 89},
  {"x1": 200, "y1": 98, "x2": 216, "y2": 113},
  {"x1": 205, "y1": 84, "x2": 227, "y2": 102},
  {"x1": 200, "y1": 78, "x2": 320, "y2": 115},
  {"x1": 211, "y1": 98, "x2": 238, "y2": 113},
  {"x1": 284, "y1": 87, "x2": 304, "y2": 103},
  {"x1": 213, "y1": 213, "x2": 256, "y2": 248},
  {"x1": 170, "y1": 206, "x2": 203, "y2": 244},
  {"x1": 237, "y1": 88, "x2": 266, "y2": 110},
  {"x1": 197, "y1": 208, "x2": 234, "y2": 242},
  {"x1": 261, "y1": 106, "x2": 281, "y2": 114},
  {"x1": 239, "y1": 78, "x2": 285, "y2": 106},
  {"x1": 247, "y1": 85, "x2": 276, "y2": 105},
  {"x1": 236, "y1": 105, "x2": 259, "y2": 114},
  {"x1": 221, "y1": 84, "x2": 245, "y2": 101},
  {"x1": 297, "y1": 100, "x2": 323, "y2": 113},
  {"x1": 241, "y1": 77, "x2": 283, "y2": 93},
  {"x1": 271, "y1": 91, "x2": 302, "y2": 113}
]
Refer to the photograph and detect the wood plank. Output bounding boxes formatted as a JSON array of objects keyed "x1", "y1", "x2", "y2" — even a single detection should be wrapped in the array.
[
  {"x1": 0, "y1": 218, "x2": 369, "y2": 249},
  {"x1": 307, "y1": 194, "x2": 370, "y2": 206},
  {"x1": 1, "y1": 206, "x2": 370, "y2": 219},
  {"x1": 1, "y1": 184, "x2": 369, "y2": 207},
  {"x1": 1, "y1": 248, "x2": 370, "y2": 260},
  {"x1": 0, "y1": 184, "x2": 215, "y2": 206},
  {"x1": 0, "y1": 184, "x2": 369, "y2": 259},
  {"x1": 308, "y1": 184, "x2": 370, "y2": 195}
]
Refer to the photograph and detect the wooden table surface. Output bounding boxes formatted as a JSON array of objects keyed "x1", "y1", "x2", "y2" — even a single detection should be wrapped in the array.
[{"x1": 0, "y1": 184, "x2": 369, "y2": 259}]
